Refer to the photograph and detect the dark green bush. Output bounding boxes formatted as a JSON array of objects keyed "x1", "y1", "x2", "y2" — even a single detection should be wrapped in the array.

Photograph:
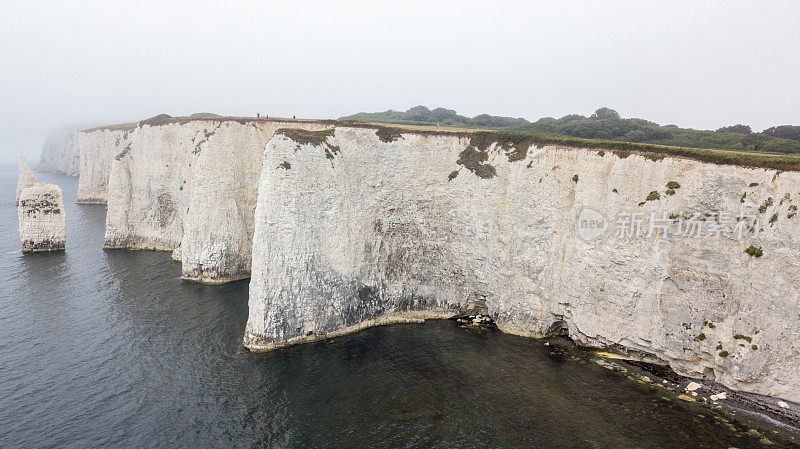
[
  {"x1": 733, "y1": 333, "x2": 752, "y2": 343},
  {"x1": 341, "y1": 106, "x2": 800, "y2": 155},
  {"x1": 744, "y1": 245, "x2": 763, "y2": 258}
]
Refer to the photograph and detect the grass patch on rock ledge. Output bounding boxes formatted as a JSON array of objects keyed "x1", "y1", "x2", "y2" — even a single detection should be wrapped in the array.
[
  {"x1": 457, "y1": 145, "x2": 497, "y2": 178},
  {"x1": 646, "y1": 191, "x2": 661, "y2": 201},
  {"x1": 279, "y1": 128, "x2": 335, "y2": 146},
  {"x1": 375, "y1": 127, "x2": 404, "y2": 142},
  {"x1": 278, "y1": 128, "x2": 340, "y2": 159},
  {"x1": 734, "y1": 333, "x2": 753, "y2": 343},
  {"x1": 744, "y1": 245, "x2": 763, "y2": 258}
]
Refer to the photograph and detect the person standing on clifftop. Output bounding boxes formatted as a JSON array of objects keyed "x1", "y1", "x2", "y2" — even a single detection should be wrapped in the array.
[{"x1": 257, "y1": 113, "x2": 260, "y2": 118}]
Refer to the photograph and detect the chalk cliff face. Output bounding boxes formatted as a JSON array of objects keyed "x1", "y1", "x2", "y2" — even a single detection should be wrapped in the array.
[
  {"x1": 16, "y1": 155, "x2": 38, "y2": 205},
  {"x1": 77, "y1": 127, "x2": 133, "y2": 204},
  {"x1": 104, "y1": 121, "x2": 202, "y2": 250},
  {"x1": 39, "y1": 126, "x2": 80, "y2": 176},
  {"x1": 245, "y1": 126, "x2": 800, "y2": 403},
  {"x1": 17, "y1": 157, "x2": 66, "y2": 252},
  {"x1": 103, "y1": 118, "x2": 332, "y2": 283},
  {"x1": 180, "y1": 121, "x2": 332, "y2": 283}
]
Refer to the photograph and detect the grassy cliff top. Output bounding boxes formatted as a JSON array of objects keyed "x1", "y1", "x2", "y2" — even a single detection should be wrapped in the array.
[
  {"x1": 343, "y1": 106, "x2": 800, "y2": 155},
  {"x1": 277, "y1": 122, "x2": 800, "y2": 172},
  {"x1": 82, "y1": 114, "x2": 336, "y2": 132},
  {"x1": 84, "y1": 114, "x2": 800, "y2": 171}
]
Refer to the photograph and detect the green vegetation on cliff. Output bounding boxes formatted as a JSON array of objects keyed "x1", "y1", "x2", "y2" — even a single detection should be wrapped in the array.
[
  {"x1": 342, "y1": 106, "x2": 800, "y2": 155},
  {"x1": 459, "y1": 130, "x2": 800, "y2": 171}
]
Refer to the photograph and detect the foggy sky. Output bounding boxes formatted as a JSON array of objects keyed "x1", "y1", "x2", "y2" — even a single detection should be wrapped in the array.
[{"x1": 1, "y1": 0, "x2": 799, "y2": 163}]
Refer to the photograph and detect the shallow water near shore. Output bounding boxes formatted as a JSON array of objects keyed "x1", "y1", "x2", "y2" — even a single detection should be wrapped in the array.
[{"x1": 1, "y1": 164, "x2": 798, "y2": 448}]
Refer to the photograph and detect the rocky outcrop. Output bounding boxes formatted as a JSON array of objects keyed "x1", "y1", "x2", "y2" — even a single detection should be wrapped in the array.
[
  {"x1": 17, "y1": 157, "x2": 66, "y2": 252},
  {"x1": 103, "y1": 117, "x2": 332, "y2": 283},
  {"x1": 244, "y1": 126, "x2": 800, "y2": 404},
  {"x1": 77, "y1": 125, "x2": 134, "y2": 204},
  {"x1": 16, "y1": 155, "x2": 38, "y2": 204},
  {"x1": 39, "y1": 126, "x2": 80, "y2": 176}
]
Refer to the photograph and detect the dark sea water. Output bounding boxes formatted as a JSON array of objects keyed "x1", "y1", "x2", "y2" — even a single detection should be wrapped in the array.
[{"x1": 1, "y1": 163, "x2": 798, "y2": 448}]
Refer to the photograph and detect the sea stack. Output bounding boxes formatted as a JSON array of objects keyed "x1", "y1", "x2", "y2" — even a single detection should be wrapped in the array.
[
  {"x1": 17, "y1": 156, "x2": 66, "y2": 252},
  {"x1": 16, "y1": 154, "x2": 38, "y2": 204}
]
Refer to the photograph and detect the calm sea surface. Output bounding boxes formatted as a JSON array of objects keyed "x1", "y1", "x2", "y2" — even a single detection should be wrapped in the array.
[{"x1": 1, "y1": 164, "x2": 797, "y2": 448}]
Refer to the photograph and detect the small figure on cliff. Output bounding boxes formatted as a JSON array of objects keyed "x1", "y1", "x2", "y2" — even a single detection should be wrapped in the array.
[{"x1": 257, "y1": 113, "x2": 260, "y2": 118}]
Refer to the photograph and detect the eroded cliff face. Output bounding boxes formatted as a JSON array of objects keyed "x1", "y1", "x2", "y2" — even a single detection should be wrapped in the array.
[
  {"x1": 77, "y1": 127, "x2": 133, "y2": 204},
  {"x1": 103, "y1": 118, "x2": 332, "y2": 283},
  {"x1": 39, "y1": 126, "x2": 80, "y2": 176},
  {"x1": 16, "y1": 155, "x2": 38, "y2": 205},
  {"x1": 245, "y1": 126, "x2": 800, "y2": 403},
  {"x1": 104, "y1": 121, "x2": 202, "y2": 250},
  {"x1": 17, "y1": 157, "x2": 66, "y2": 252},
  {"x1": 180, "y1": 121, "x2": 332, "y2": 283}
]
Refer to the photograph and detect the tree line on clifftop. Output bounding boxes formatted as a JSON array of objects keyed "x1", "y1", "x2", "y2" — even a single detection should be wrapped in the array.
[{"x1": 341, "y1": 106, "x2": 800, "y2": 155}]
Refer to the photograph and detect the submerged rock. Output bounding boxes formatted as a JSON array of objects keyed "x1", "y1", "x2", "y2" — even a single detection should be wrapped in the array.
[
  {"x1": 710, "y1": 392, "x2": 727, "y2": 401},
  {"x1": 686, "y1": 381, "x2": 702, "y2": 391}
]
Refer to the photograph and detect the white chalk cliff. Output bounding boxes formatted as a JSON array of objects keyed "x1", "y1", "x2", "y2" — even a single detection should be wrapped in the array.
[
  {"x1": 102, "y1": 117, "x2": 332, "y2": 283},
  {"x1": 17, "y1": 156, "x2": 66, "y2": 252},
  {"x1": 243, "y1": 126, "x2": 800, "y2": 404},
  {"x1": 77, "y1": 125, "x2": 134, "y2": 204},
  {"x1": 16, "y1": 155, "x2": 39, "y2": 204},
  {"x1": 39, "y1": 126, "x2": 81, "y2": 176}
]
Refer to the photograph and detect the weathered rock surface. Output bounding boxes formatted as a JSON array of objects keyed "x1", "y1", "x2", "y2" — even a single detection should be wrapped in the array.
[
  {"x1": 244, "y1": 126, "x2": 800, "y2": 404},
  {"x1": 103, "y1": 118, "x2": 332, "y2": 283},
  {"x1": 16, "y1": 155, "x2": 38, "y2": 204},
  {"x1": 17, "y1": 158, "x2": 66, "y2": 252},
  {"x1": 39, "y1": 126, "x2": 80, "y2": 176},
  {"x1": 77, "y1": 125, "x2": 134, "y2": 204},
  {"x1": 180, "y1": 121, "x2": 332, "y2": 283},
  {"x1": 103, "y1": 121, "x2": 202, "y2": 250}
]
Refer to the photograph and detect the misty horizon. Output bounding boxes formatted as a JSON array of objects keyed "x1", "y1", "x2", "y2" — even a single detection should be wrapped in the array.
[{"x1": 2, "y1": 1, "x2": 799, "y2": 164}]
